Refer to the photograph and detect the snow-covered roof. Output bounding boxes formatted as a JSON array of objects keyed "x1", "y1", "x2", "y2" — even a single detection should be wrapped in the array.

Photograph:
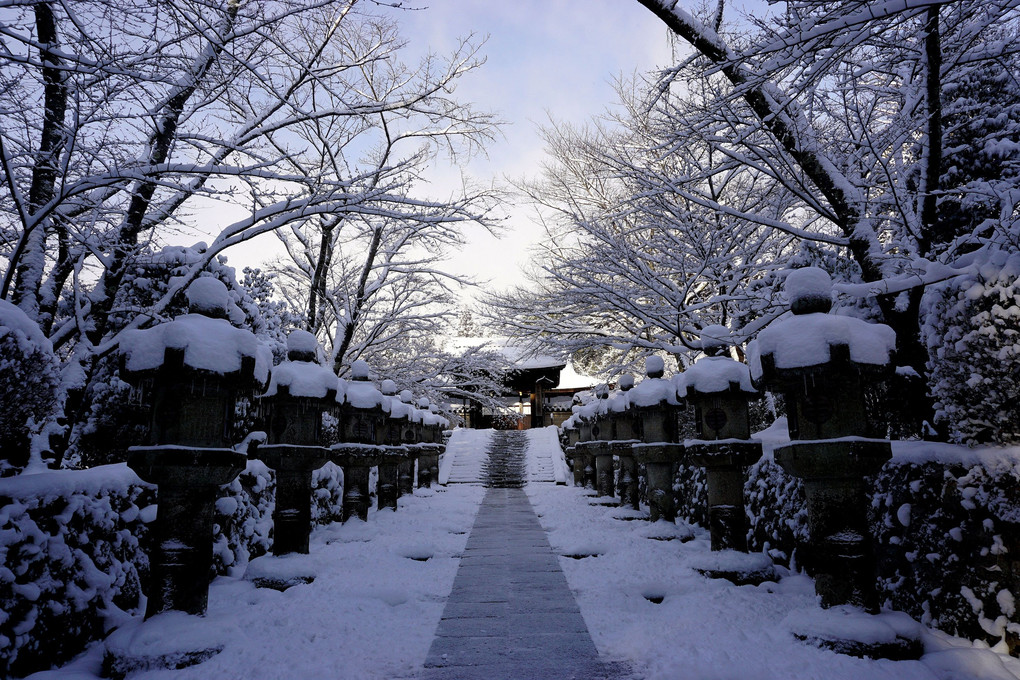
[
  {"x1": 263, "y1": 360, "x2": 340, "y2": 400},
  {"x1": 120, "y1": 313, "x2": 272, "y2": 383},
  {"x1": 678, "y1": 357, "x2": 756, "y2": 397},
  {"x1": 344, "y1": 378, "x2": 389, "y2": 411},
  {"x1": 627, "y1": 376, "x2": 679, "y2": 407},
  {"x1": 748, "y1": 313, "x2": 896, "y2": 379}
]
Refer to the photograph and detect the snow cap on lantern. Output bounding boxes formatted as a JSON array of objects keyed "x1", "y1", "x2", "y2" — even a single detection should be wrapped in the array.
[
  {"x1": 785, "y1": 266, "x2": 833, "y2": 315},
  {"x1": 618, "y1": 374, "x2": 634, "y2": 391},
  {"x1": 645, "y1": 355, "x2": 665, "y2": 379}
]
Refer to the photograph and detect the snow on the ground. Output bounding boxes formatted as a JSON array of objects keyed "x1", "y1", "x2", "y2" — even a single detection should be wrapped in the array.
[
  {"x1": 31, "y1": 483, "x2": 485, "y2": 680},
  {"x1": 439, "y1": 427, "x2": 493, "y2": 484},
  {"x1": 524, "y1": 426, "x2": 564, "y2": 483},
  {"x1": 522, "y1": 432, "x2": 1020, "y2": 680}
]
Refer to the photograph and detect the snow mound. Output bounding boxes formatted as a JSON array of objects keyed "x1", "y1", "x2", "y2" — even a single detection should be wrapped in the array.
[{"x1": 678, "y1": 356, "x2": 756, "y2": 396}]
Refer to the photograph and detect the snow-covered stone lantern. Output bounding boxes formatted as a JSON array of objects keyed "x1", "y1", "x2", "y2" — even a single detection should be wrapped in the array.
[
  {"x1": 255, "y1": 330, "x2": 337, "y2": 554},
  {"x1": 396, "y1": 389, "x2": 419, "y2": 495},
  {"x1": 750, "y1": 267, "x2": 896, "y2": 612},
  {"x1": 330, "y1": 360, "x2": 390, "y2": 522},
  {"x1": 590, "y1": 384, "x2": 616, "y2": 498},
  {"x1": 629, "y1": 356, "x2": 684, "y2": 522},
  {"x1": 378, "y1": 380, "x2": 410, "y2": 510},
  {"x1": 422, "y1": 403, "x2": 448, "y2": 486},
  {"x1": 416, "y1": 398, "x2": 443, "y2": 488},
  {"x1": 561, "y1": 407, "x2": 582, "y2": 486},
  {"x1": 609, "y1": 375, "x2": 640, "y2": 509},
  {"x1": 573, "y1": 396, "x2": 599, "y2": 490},
  {"x1": 681, "y1": 325, "x2": 763, "y2": 553},
  {"x1": 119, "y1": 277, "x2": 271, "y2": 617}
]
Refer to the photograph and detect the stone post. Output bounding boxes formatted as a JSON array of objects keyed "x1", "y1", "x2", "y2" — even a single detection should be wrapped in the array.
[
  {"x1": 609, "y1": 375, "x2": 640, "y2": 510},
  {"x1": 331, "y1": 360, "x2": 389, "y2": 522},
  {"x1": 629, "y1": 356, "x2": 684, "y2": 523},
  {"x1": 378, "y1": 380, "x2": 408, "y2": 510},
  {"x1": 118, "y1": 278, "x2": 270, "y2": 617},
  {"x1": 592, "y1": 385, "x2": 616, "y2": 498},
  {"x1": 751, "y1": 268, "x2": 895, "y2": 612},
  {"x1": 681, "y1": 326, "x2": 762, "y2": 553},
  {"x1": 396, "y1": 390, "x2": 419, "y2": 495},
  {"x1": 254, "y1": 330, "x2": 337, "y2": 554},
  {"x1": 562, "y1": 409, "x2": 582, "y2": 487}
]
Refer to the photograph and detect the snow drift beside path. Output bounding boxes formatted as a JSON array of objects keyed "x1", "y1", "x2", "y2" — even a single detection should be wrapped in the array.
[
  {"x1": 439, "y1": 428, "x2": 494, "y2": 484},
  {"x1": 522, "y1": 454, "x2": 1020, "y2": 679},
  {"x1": 525, "y1": 426, "x2": 568, "y2": 484},
  {"x1": 33, "y1": 485, "x2": 486, "y2": 680}
]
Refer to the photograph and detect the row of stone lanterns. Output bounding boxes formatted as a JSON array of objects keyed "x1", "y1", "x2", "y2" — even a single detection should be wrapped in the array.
[
  {"x1": 562, "y1": 268, "x2": 915, "y2": 656},
  {"x1": 117, "y1": 278, "x2": 448, "y2": 624}
]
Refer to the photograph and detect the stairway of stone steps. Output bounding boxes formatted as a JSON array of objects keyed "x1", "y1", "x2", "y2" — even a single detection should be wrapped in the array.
[{"x1": 481, "y1": 430, "x2": 529, "y2": 488}]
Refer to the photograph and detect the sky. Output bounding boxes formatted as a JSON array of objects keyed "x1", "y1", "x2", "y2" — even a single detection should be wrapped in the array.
[{"x1": 218, "y1": 0, "x2": 679, "y2": 300}]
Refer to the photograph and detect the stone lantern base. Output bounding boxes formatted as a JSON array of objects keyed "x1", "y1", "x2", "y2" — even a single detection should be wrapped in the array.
[
  {"x1": 417, "y1": 444, "x2": 443, "y2": 488},
  {"x1": 631, "y1": 443, "x2": 684, "y2": 522},
  {"x1": 103, "y1": 610, "x2": 233, "y2": 679},
  {"x1": 378, "y1": 445, "x2": 409, "y2": 510},
  {"x1": 687, "y1": 550, "x2": 776, "y2": 586},
  {"x1": 251, "y1": 444, "x2": 330, "y2": 556},
  {"x1": 783, "y1": 605, "x2": 923, "y2": 660},
  {"x1": 127, "y1": 446, "x2": 246, "y2": 618},
  {"x1": 686, "y1": 440, "x2": 762, "y2": 552},
  {"x1": 331, "y1": 444, "x2": 388, "y2": 522},
  {"x1": 775, "y1": 439, "x2": 891, "y2": 612}
]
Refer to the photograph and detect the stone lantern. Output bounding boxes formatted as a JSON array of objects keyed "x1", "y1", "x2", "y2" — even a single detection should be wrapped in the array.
[
  {"x1": 253, "y1": 330, "x2": 338, "y2": 555},
  {"x1": 681, "y1": 325, "x2": 763, "y2": 553},
  {"x1": 628, "y1": 356, "x2": 684, "y2": 522},
  {"x1": 331, "y1": 360, "x2": 390, "y2": 522},
  {"x1": 608, "y1": 376, "x2": 640, "y2": 509},
  {"x1": 414, "y1": 399, "x2": 444, "y2": 488},
  {"x1": 562, "y1": 408, "x2": 582, "y2": 486},
  {"x1": 118, "y1": 278, "x2": 271, "y2": 617},
  {"x1": 591, "y1": 385, "x2": 616, "y2": 498},
  {"x1": 750, "y1": 267, "x2": 896, "y2": 612},
  {"x1": 378, "y1": 380, "x2": 409, "y2": 511},
  {"x1": 423, "y1": 403, "x2": 448, "y2": 485},
  {"x1": 573, "y1": 397, "x2": 599, "y2": 490},
  {"x1": 396, "y1": 390, "x2": 419, "y2": 495}
]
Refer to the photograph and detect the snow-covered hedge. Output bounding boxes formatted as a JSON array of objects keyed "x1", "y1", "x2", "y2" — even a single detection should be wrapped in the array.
[
  {"x1": 0, "y1": 458, "x2": 345, "y2": 677},
  {"x1": 668, "y1": 446, "x2": 1020, "y2": 652},
  {"x1": 922, "y1": 250, "x2": 1020, "y2": 445}
]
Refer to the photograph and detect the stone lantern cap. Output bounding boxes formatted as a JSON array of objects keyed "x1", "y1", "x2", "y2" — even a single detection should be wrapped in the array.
[
  {"x1": 380, "y1": 379, "x2": 397, "y2": 396},
  {"x1": 262, "y1": 332, "x2": 340, "y2": 402},
  {"x1": 343, "y1": 364, "x2": 389, "y2": 413},
  {"x1": 678, "y1": 357, "x2": 757, "y2": 398},
  {"x1": 387, "y1": 393, "x2": 414, "y2": 421},
  {"x1": 748, "y1": 267, "x2": 896, "y2": 385},
  {"x1": 627, "y1": 372, "x2": 680, "y2": 408},
  {"x1": 120, "y1": 278, "x2": 271, "y2": 387},
  {"x1": 618, "y1": 374, "x2": 634, "y2": 391}
]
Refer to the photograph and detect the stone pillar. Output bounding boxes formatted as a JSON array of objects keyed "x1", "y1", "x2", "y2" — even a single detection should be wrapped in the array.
[
  {"x1": 254, "y1": 330, "x2": 337, "y2": 555},
  {"x1": 610, "y1": 375, "x2": 639, "y2": 510},
  {"x1": 629, "y1": 357, "x2": 683, "y2": 523},
  {"x1": 118, "y1": 278, "x2": 269, "y2": 617},
  {"x1": 752, "y1": 268, "x2": 895, "y2": 612},
  {"x1": 681, "y1": 326, "x2": 762, "y2": 552},
  {"x1": 379, "y1": 380, "x2": 406, "y2": 511},
  {"x1": 331, "y1": 360, "x2": 389, "y2": 522}
]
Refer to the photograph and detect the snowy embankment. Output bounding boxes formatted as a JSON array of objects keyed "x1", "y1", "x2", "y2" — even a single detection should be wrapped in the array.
[
  {"x1": 525, "y1": 426, "x2": 568, "y2": 483},
  {"x1": 34, "y1": 482, "x2": 485, "y2": 680},
  {"x1": 439, "y1": 427, "x2": 493, "y2": 484},
  {"x1": 523, "y1": 433, "x2": 1020, "y2": 680}
]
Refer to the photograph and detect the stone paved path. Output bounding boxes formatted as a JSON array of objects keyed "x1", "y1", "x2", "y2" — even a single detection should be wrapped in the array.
[{"x1": 420, "y1": 431, "x2": 626, "y2": 680}]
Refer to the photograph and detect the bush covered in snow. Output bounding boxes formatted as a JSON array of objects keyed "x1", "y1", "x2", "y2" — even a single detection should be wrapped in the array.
[
  {"x1": 922, "y1": 251, "x2": 1020, "y2": 445},
  {"x1": 0, "y1": 300, "x2": 61, "y2": 476},
  {"x1": 0, "y1": 458, "x2": 345, "y2": 677},
  {"x1": 669, "y1": 447, "x2": 1020, "y2": 652},
  {"x1": 0, "y1": 465, "x2": 153, "y2": 677}
]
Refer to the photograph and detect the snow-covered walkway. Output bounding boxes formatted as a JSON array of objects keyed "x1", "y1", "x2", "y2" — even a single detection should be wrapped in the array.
[{"x1": 35, "y1": 427, "x2": 1020, "y2": 680}]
